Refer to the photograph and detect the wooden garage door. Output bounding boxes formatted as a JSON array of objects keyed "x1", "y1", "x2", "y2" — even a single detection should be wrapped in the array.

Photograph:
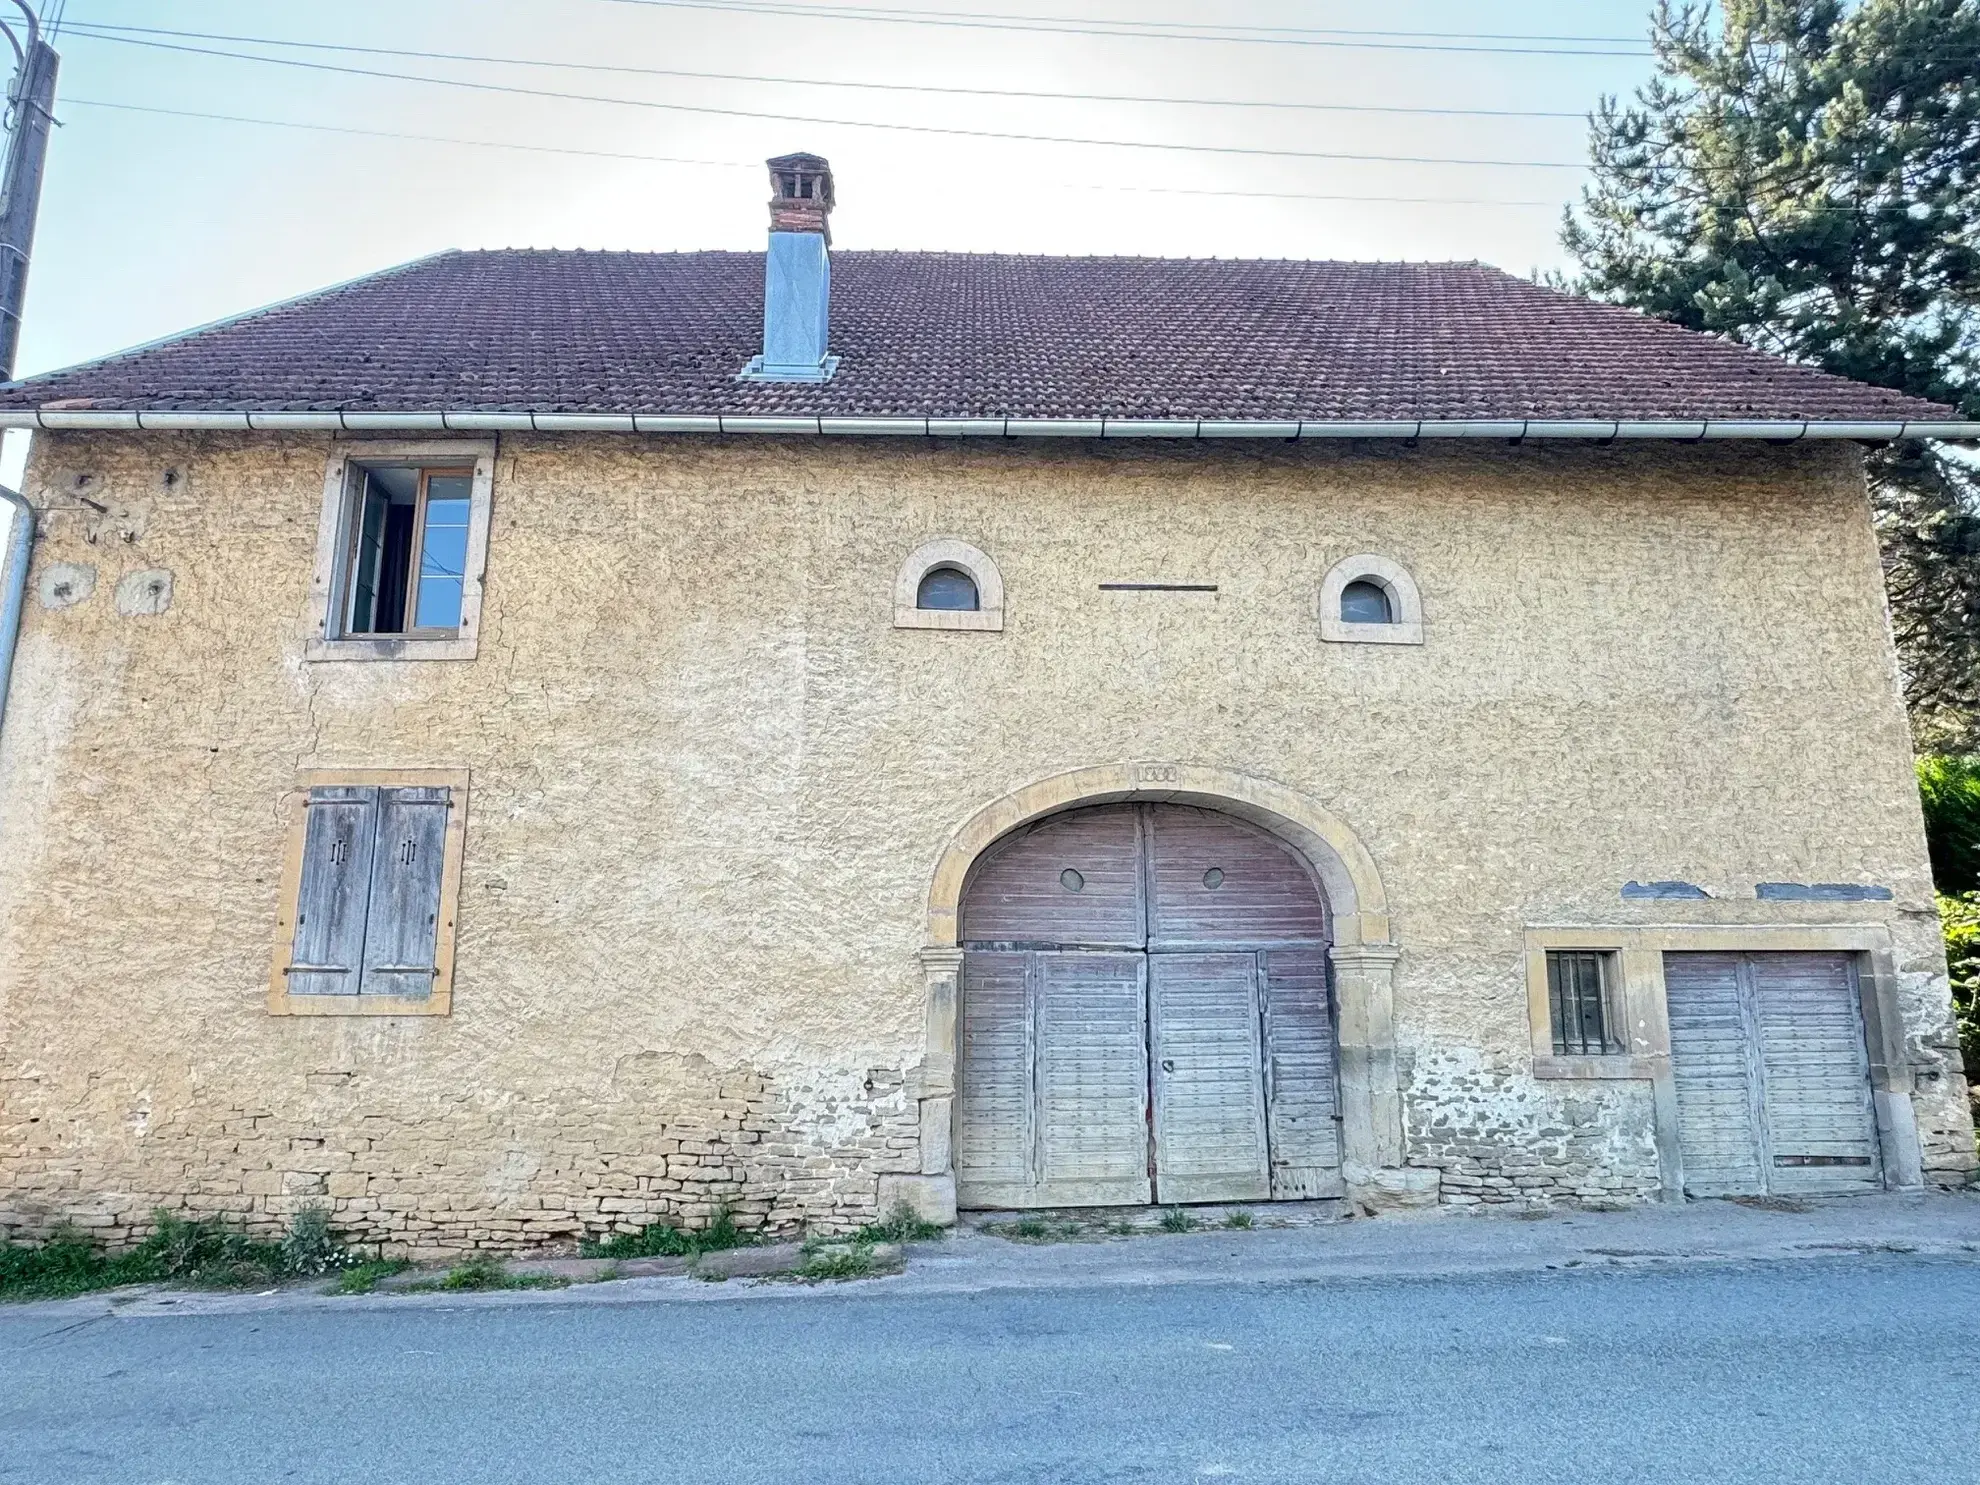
[
  {"x1": 1664, "y1": 951, "x2": 1881, "y2": 1198},
  {"x1": 955, "y1": 950, "x2": 1152, "y2": 1209},
  {"x1": 956, "y1": 804, "x2": 1338, "y2": 1209}
]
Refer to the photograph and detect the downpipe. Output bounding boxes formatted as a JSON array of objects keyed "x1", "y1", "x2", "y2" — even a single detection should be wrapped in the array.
[{"x1": 0, "y1": 480, "x2": 31, "y2": 758}]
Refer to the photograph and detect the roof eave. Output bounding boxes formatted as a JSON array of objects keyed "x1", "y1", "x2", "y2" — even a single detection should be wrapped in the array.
[{"x1": 0, "y1": 410, "x2": 1971, "y2": 441}]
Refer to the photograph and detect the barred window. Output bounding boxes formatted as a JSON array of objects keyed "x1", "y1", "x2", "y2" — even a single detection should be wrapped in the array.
[{"x1": 1547, "y1": 950, "x2": 1625, "y2": 1055}]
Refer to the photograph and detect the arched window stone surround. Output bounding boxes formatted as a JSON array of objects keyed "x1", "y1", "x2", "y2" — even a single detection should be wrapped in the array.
[
  {"x1": 1320, "y1": 553, "x2": 1424, "y2": 646},
  {"x1": 878, "y1": 762, "x2": 1428, "y2": 1225},
  {"x1": 893, "y1": 537, "x2": 1005, "y2": 631}
]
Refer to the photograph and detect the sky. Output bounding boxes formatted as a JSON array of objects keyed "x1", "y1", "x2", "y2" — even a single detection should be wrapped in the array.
[{"x1": 11, "y1": 0, "x2": 1674, "y2": 382}]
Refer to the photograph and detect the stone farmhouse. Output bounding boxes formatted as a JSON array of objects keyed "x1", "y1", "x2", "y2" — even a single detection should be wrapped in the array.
[{"x1": 0, "y1": 156, "x2": 1974, "y2": 1254}]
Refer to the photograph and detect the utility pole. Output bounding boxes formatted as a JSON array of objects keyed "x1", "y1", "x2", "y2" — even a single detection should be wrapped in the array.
[{"x1": 0, "y1": 3, "x2": 56, "y2": 382}]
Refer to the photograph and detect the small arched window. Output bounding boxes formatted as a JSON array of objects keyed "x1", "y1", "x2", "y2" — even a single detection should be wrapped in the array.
[
  {"x1": 1339, "y1": 580, "x2": 1393, "y2": 626},
  {"x1": 917, "y1": 566, "x2": 980, "y2": 612},
  {"x1": 895, "y1": 538, "x2": 1004, "y2": 631},
  {"x1": 1320, "y1": 554, "x2": 1424, "y2": 646}
]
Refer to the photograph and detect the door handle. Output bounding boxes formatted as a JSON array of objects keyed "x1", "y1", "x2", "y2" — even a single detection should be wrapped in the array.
[{"x1": 1161, "y1": 1058, "x2": 1176, "y2": 1073}]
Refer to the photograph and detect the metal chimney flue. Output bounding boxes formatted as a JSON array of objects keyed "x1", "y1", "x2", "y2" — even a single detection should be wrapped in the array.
[{"x1": 738, "y1": 153, "x2": 838, "y2": 383}]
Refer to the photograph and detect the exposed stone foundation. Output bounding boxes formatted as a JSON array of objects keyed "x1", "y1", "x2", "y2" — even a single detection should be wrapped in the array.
[
  {"x1": 0, "y1": 1063, "x2": 920, "y2": 1258},
  {"x1": 1404, "y1": 1049, "x2": 1664, "y2": 1208}
]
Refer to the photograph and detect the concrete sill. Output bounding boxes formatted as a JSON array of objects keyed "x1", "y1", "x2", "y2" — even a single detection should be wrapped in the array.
[{"x1": 1532, "y1": 1054, "x2": 1661, "y2": 1081}]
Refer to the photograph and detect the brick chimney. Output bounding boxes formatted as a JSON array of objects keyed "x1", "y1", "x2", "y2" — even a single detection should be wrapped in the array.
[{"x1": 739, "y1": 153, "x2": 839, "y2": 383}]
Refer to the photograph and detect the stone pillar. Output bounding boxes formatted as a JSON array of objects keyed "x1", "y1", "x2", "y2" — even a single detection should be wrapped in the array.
[
  {"x1": 878, "y1": 947, "x2": 963, "y2": 1226},
  {"x1": 1331, "y1": 943, "x2": 1437, "y2": 1213}
]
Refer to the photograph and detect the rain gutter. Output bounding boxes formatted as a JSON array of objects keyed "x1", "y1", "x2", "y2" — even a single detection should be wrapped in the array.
[{"x1": 0, "y1": 411, "x2": 1975, "y2": 440}]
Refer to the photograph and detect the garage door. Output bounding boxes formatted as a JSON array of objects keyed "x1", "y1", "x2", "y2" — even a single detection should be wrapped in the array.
[
  {"x1": 954, "y1": 804, "x2": 1341, "y2": 1209},
  {"x1": 1664, "y1": 951, "x2": 1882, "y2": 1197}
]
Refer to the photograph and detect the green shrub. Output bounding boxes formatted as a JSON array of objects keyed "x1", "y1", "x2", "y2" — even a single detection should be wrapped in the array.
[
  {"x1": 1222, "y1": 1210, "x2": 1255, "y2": 1230},
  {"x1": 1158, "y1": 1208, "x2": 1194, "y2": 1233},
  {"x1": 1942, "y1": 892, "x2": 1980, "y2": 1078},
  {"x1": 1919, "y1": 756, "x2": 1980, "y2": 894}
]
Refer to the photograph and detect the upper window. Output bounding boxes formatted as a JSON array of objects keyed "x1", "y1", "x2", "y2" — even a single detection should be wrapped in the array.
[
  {"x1": 917, "y1": 565, "x2": 980, "y2": 612},
  {"x1": 1338, "y1": 579, "x2": 1393, "y2": 626},
  {"x1": 345, "y1": 466, "x2": 473, "y2": 636},
  {"x1": 1546, "y1": 950, "x2": 1625, "y2": 1056},
  {"x1": 895, "y1": 538, "x2": 1005, "y2": 632},
  {"x1": 308, "y1": 442, "x2": 494, "y2": 662},
  {"x1": 269, "y1": 769, "x2": 469, "y2": 1017},
  {"x1": 1319, "y1": 553, "x2": 1423, "y2": 647}
]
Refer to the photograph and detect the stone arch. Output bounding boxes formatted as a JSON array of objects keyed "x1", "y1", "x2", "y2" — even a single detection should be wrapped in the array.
[{"x1": 884, "y1": 763, "x2": 1419, "y2": 1225}]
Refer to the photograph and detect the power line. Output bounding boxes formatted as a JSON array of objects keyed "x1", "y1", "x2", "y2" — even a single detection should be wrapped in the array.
[
  {"x1": 597, "y1": 0, "x2": 1655, "y2": 55},
  {"x1": 62, "y1": 32, "x2": 1594, "y2": 169},
  {"x1": 59, "y1": 21, "x2": 1591, "y2": 120},
  {"x1": 60, "y1": 98, "x2": 1560, "y2": 208}
]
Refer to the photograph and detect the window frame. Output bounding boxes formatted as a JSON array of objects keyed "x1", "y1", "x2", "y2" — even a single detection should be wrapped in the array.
[
  {"x1": 267, "y1": 767, "x2": 470, "y2": 1017},
  {"x1": 1319, "y1": 553, "x2": 1424, "y2": 646},
  {"x1": 894, "y1": 537, "x2": 1005, "y2": 631},
  {"x1": 306, "y1": 441, "x2": 495, "y2": 662}
]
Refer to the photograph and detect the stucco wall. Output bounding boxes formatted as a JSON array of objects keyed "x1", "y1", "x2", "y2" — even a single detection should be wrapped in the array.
[{"x1": 0, "y1": 432, "x2": 1969, "y2": 1252}]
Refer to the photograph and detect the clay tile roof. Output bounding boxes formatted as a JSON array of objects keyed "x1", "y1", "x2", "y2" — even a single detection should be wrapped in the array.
[{"x1": 0, "y1": 248, "x2": 1955, "y2": 423}]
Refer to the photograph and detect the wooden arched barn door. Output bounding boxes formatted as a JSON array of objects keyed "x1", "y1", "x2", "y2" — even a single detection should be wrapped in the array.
[{"x1": 955, "y1": 804, "x2": 1340, "y2": 1209}]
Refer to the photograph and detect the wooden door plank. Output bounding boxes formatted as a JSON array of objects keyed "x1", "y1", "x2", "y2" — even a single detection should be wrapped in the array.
[{"x1": 1150, "y1": 952, "x2": 1271, "y2": 1203}]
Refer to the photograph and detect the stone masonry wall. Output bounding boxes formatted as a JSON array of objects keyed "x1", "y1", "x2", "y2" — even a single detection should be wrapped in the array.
[{"x1": 0, "y1": 432, "x2": 1970, "y2": 1254}]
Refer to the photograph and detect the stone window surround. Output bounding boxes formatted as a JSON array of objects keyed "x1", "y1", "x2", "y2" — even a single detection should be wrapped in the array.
[
  {"x1": 891, "y1": 761, "x2": 1424, "y2": 1224},
  {"x1": 305, "y1": 440, "x2": 496, "y2": 662},
  {"x1": 1521, "y1": 923, "x2": 1925, "y2": 1196},
  {"x1": 1320, "y1": 552, "x2": 1424, "y2": 646},
  {"x1": 267, "y1": 767, "x2": 471, "y2": 1017},
  {"x1": 892, "y1": 537, "x2": 1005, "y2": 631}
]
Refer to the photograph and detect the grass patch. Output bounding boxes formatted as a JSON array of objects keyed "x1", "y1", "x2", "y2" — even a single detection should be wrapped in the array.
[
  {"x1": 579, "y1": 1203, "x2": 752, "y2": 1261},
  {"x1": 854, "y1": 1203, "x2": 946, "y2": 1244},
  {"x1": 985, "y1": 1216, "x2": 1089, "y2": 1244},
  {"x1": 329, "y1": 1259, "x2": 412, "y2": 1295},
  {"x1": 795, "y1": 1244, "x2": 878, "y2": 1282},
  {"x1": 1222, "y1": 1211, "x2": 1255, "y2": 1230},
  {"x1": 397, "y1": 1257, "x2": 566, "y2": 1294},
  {"x1": 1158, "y1": 1208, "x2": 1194, "y2": 1233},
  {"x1": 1, "y1": 1208, "x2": 366, "y2": 1302}
]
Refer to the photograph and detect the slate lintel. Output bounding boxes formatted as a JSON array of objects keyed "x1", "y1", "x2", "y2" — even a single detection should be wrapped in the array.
[
  {"x1": 1754, "y1": 882, "x2": 1896, "y2": 902},
  {"x1": 1622, "y1": 881, "x2": 1712, "y2": 900}
]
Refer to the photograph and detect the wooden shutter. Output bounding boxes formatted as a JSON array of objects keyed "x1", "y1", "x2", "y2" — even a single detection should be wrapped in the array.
[
  {"x1": 956, "y1": 951, "x2": 1036, "y2": 1208},
  {"x1": 959, "y1": 805, "x2": 1144, "y2": 948},
  {"x1": 1259, "y1": 947, "x2": 1344, "y2": 1199},
  {"x1": 285, "y1": 786, "x2": 379, "y2": 997},
  {"x1": 1033, "y1": 953, "x2": 1153, "y2": 1206},
  {"x1": 1149, "y1": 952, "x2": 1270, "y2": 1203},
  {"x1": 1664, "y1": 952, "x2": 1766, "y2": 1196},
  {"x1": 1146, "y1": 807, "x2": 1328, "y2": 948},
  {"x1": 358, "y1": 786, "x2": 451, "y2": 1000},
  {"x1": 1749, "y1": 953, "x2": 1881, "y2": 1194}
]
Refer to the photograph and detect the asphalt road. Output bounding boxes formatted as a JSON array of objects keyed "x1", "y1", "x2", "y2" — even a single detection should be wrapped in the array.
[{"x1": 5, "y1": 1258, "x2": 1978, "y2": 1484}]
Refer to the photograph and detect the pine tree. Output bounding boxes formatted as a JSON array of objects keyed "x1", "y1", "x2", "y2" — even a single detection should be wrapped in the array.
[{"x1": 1562, "y1": 0, "x2": 1980, "y2": 748}]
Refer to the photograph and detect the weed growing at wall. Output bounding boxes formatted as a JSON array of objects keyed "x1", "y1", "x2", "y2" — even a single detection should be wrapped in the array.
[
  {"x1": 0, "y1": 1207, "x2": 362, "y2": 1301},
  {"x1": 330, "y1": 1260, "x2": 413, "y2": 1295},
  {"x1": 579, "y1": 1203, "x2": 751, "y2": 1261},
  {"x1": 854, "y1": 1203, "x2": 946, "y2": 1244}
]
